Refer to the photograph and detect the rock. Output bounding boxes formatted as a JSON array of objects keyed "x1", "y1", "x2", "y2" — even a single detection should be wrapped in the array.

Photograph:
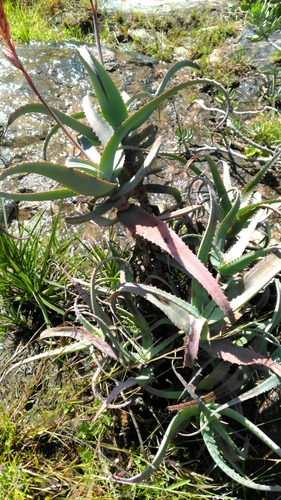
[
  {"x1": 128, "y1": 28, "x2": 156, "y2": 46},
  {"x1": 101, "y1": 0, "x2": 233, "y2": 17},
  {"x1": 173, "y1": 45, "x2": 192, "y2": 62}
]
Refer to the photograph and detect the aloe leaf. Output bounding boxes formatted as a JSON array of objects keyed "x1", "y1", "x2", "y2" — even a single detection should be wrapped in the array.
[
  {"x1": 73, "y1": 214, "x2": 117, "y2": 226},
  {"x1": 201, "y1": 338, "x2": 281, "y2": 377},
  {"x1": 218, "y1": 247, "x2": 277, "y2": 276},
  {"x1": 0, "y1": 188, "x2": 76, "y2": 201},
  {"x1": 203, "y1": 155, "x2": 232, "y2": 216},
  {"x1": 211, "y1": 373, "x2": 281, "y2": 416},
  {"x1": 160, "y1": 152, "x2": 203, "y2": 176},
  {"x1": 264, "y1": 279, "x2": 281, "y2": 334},
  {"x1": 41, "y1": 325, "x2": 117, "y2": 360},
  {"x1": 43, "y1": 111, "x2": 100, "y2": 160},
  {"x1": 144, "y1": 184, "x2": 182, "y2": 203},
  {"x1": 83, "y1": 92, "x2": 114, "y2": 145},
  {"x1": 155, "y1": 60, "x2": 200, "y2": 96},
  {"x1": 224, "y1": 207, "x2": 264, "y2": 263},
  {"x1": 229, "y1": 250, "x2": 281, "y2": 312},
  {"x1": 184, "y1": 316, "x2": 208, "y2": 367},
  {"x1": 111, "y1": 282, "x2": 202, "y2": 329},
  {"x1": 126, "y1": 92, "x2": 153, "y2": 107},
  {"x1": 222, "y1": 407, "x2": 281, "y2": 460},
  {"x1": 118, "y1": 204, "x2": 236, "y2": 323},
  {"x1": 65, "y1": 198, "x2": 118, "y2": 225},
  {"x1": 0, "y1": 162, "x2": 116, "y2": 197},
  {"x1": 145, "y1": 385, "x2": 183, "y2": 399},
  {"x1": 201, "y1": 412, "x2": 281, "y2": 491},
  {"x1": 198, "y1": 184, "x2": 219, "y2": 265},
  {"x1": 241, "y1": 148, "x2": 281, "y2": 205},
  {"x1": 92, "y1": 375, "x2": 151, "y2": 425},
  {"x1": 192, "y1": 183, "x2": 218, "y2": 314},
  {"x1": 0, "y1": 340, "x2": 92, "y2": 382},
  {"x1": 76, "y1": 135, "x2": 101, "y2": 163},
  {"x1": 76, "y1": 46, "x2": 128, "y2": 129},
  {"x1": 66, "y1": 157, "x2": 101, "y2": 175},
  {"x1": 8, "y1": 103, "x2": 100, "y2": 145},
  {"x1": 215, "y1": 188, "x2": 241, "y2": 251},
  {"x1": 113, "y1": 407, "x2": 199, "y2": 484},
  {"x1": 237, "y1": 198, "x2": 281, "y2": 216},
  {"x1": 111, "y1": 137, "x2": 162, "y2": 199},
  {"x1": 228, "y1": 200, "x2": 281, "y2": 239},
  {"x1": 100, "y1": 78, "x2": 231, "y2": 179}
]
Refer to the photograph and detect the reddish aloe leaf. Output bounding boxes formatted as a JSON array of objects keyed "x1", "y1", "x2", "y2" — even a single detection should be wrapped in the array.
[
  {"x1": 62, "y1": 267, "x2": 91, "y2": 308},
  {"x1": 118, "y1": 204, "x2": 235, "y2": 324},
  {"x1": 41, "y1": 325, "x2": 118, "y2": 360},
  {"x1": 183, "y1": 316, "x2": 206, "y2": 368},
  {"x1": 201, "y1": 339, "x2": 281, "y2": 377}
]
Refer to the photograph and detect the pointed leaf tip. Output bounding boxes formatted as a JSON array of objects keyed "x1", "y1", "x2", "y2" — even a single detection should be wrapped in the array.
[{"x1": 118, "y1": 204, "x2": 236, "y2": 324}]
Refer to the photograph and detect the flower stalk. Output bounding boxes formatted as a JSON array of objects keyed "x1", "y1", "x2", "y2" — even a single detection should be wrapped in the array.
[
  {"x1": 0, "y1": 0, "x2": 91, "y2": 161},
  {"x1": 89, "y1": 0, "x2": 104, "y2": 66}
]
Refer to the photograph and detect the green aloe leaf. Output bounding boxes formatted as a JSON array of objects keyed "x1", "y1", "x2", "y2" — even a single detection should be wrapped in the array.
[
  {"x1": 0, "y1": 188, "x2": 76, "y2": 201},
  {"x1": 215, "y1": 188, "x2": 241, "y2": 250},
  {"x1": 43, "y1": 111, "x2": 100, "y2": 160},
  {"x1": 203, "y1": 155, "x2": 232, "y2": 216},
  {"x1": 192, "y1": 183, "x2": 218, "y2": 314},
  {"x1": 228, "y1": 199, "x2": 281, "y2": 238},
  {"x1": 100, "y1": 78, "x2": 231, "y2": 179},
  {"x1": 155, "y1": 60, "x2": 200, "y2": 96},
  {"x1": 113, "y1": 407, "x2": 199, "y2": 484},
  {"x1": 83, "y1": 92, "x2": 114, "y2": 145},
  {"x1": 111, "y1": 137, "x2": 162, "y2": 200},
  {"x1": 0, "y1": 162, "x2": 116, "y2": 197},
  {"x1": 144, "y1": 184, "x2": 182, "y2": 203},
  {"x1": 201, "y1": 411, "x2": 281, "y2": 491},
  {"x1": 229, "y1": 250, "x2": 281, "y2": 312},
  {"x1": 218, "y1": 247, "x2": 277, "y2": 276},
  {"x1": 65, "y1": 198, "x2": 118, "y2": 224},
  {"x1": 8, "y1": 104, "x2": 100, "y2": 149},
  {"x1": 241, "y1": 148, "x2": 281, "y2": 205},
  {"x1": 76, "y1": 46, "x2": 128, "y2": 129},
  {"x1": 65, "y1": 158, "x2": 100, "y2": 176},
  {"x1": 111, "y1": 281, "x2": 203, "y2": 330}
]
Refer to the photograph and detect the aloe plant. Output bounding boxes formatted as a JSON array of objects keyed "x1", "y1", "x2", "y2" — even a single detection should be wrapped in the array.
[
  {"x1": 2, "y1": 0, "x2": 281, "y2": 492},
  {"x1": 0, "y1": 1, "x2": 237, "y2": 323}
]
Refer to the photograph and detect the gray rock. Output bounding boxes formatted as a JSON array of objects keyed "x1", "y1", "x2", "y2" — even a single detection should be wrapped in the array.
[{"x1": 101, "y1": 0, "x2": 231, "y2": 16}]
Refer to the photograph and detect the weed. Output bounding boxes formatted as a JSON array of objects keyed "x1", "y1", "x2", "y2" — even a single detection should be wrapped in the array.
[{"x1": 0, "y1": 208, "x2": 83, "y2": 330}]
